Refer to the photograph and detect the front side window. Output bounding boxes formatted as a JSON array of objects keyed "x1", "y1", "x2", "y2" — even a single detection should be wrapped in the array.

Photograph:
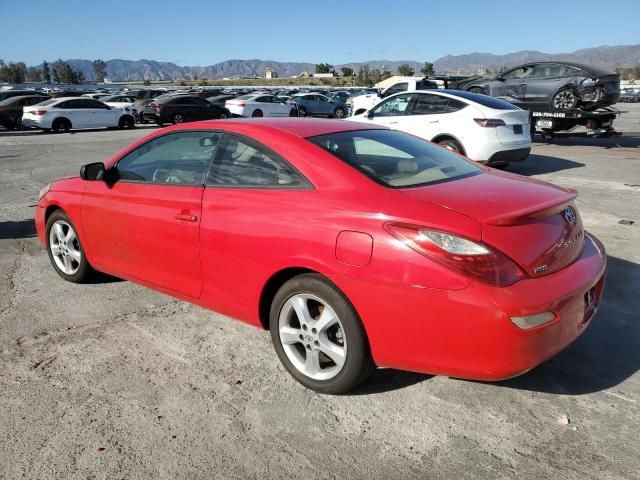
[
  {"x1": 532, "y1": 64, "x2": 564, "y2": 78},
  {"x1": 116, "y1": 131, "x2": 222, "y2": 184},
  {"x1": 207, "y1": 135, "x2": 308, "y2": 188},
  {"x1": 372, "y1": 93, "x2": 412, "y2": 117},
  {"x1": 309, "y1": 129, "x2": 481, "y2": 188}
]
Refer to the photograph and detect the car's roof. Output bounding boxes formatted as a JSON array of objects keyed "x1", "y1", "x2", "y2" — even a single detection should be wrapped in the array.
[{"x1": 167, "y1": 118, "x2": 385, "y2": 138}]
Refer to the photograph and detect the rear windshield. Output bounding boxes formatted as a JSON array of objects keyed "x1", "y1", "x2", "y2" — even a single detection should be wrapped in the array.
[
  {"x1": 308, "y1": 129, "x2": 482, "y2": 188},
  {"x1": 444, "y1": 90, "x2": 519, "y2": 110},
  {"x1": 234, "y1": 94, "x2": 255, "y2": 100}
]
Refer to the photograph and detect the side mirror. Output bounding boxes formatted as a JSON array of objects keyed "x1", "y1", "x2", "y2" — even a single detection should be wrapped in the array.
[
  {"x1": 366, "y1": 110, "x2": 374, "y2": 119},
  {"x1": 80, "y1": 162, "x2": 106, "y2": 181}
]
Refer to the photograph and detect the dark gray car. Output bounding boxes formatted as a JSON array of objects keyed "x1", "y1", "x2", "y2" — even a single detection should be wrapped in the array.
[{"x1": 456, "y1": 62, "x2": 620, "y2": 110}]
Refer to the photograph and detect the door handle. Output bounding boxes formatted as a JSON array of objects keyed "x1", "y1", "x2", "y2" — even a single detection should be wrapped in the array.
[
  {"x1": 428, "y1": 120, "x2": 439, "y2": 123},
  {"x1": 175, "y1": 214, "x2": 198, "y2": 222},
  {"x1": 389, "y1": 121, "x2": 398, "y2": 125}
]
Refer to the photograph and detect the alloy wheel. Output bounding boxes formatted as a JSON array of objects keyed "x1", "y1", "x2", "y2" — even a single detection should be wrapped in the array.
[
  {"x1": 278, "y1": 293, "x2": 346, "y2": 381},
  {"x1": 553, "y1": 90, "x2": 577, "y2": 109},
  {"x1": 48, "y1": 220, "x2": 82, "y2": 275}
]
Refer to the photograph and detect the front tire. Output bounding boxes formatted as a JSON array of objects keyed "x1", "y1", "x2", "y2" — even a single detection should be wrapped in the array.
[
  {"x1": 333, "y1": 107, "x2": 345, "y2": 118},
  {"x1": 172, "y1": 113, "x2": 185, "y2": 124},
  {"x1": 45, "y1": 210, "x2": 93, "y2": 283},
  {"x1": 251, "y1": 109, "x2": 263, "y2": 118},
  {"x1": 298, "y1": 107, "x2": 307, "y2": 117},
  {"x1": 269, "y1": 273, "x2": 374, "y2": 394},
  {"x1": 118, "y1": 115, "x2": 135, "y2": 129}
]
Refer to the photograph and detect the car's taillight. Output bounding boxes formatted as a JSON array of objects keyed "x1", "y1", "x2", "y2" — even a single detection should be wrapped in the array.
[
  {"x1": 33, "y1": 110, "x2": 47, "y2": 115},
  {"x1": 474, "y1": 118, "x2": 506, "y2": 128},
  {"x1": 235, "y1": 103, "x2": 245, "y2": 107},
  {"x1": 384, "y1": 223, "x2": 527, "y2": 287}
]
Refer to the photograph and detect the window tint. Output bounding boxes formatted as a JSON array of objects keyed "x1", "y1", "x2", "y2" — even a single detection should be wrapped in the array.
[
  {"x1": 531, "y1": 64, "x2": 565, "y2": 78},
  {"x1": 256, "y1": 96, "x2": 271, "y2": 103},
  {"x1": 207, "y1": 135, "x2": 308, "y2": 188},
  {"x1": 384, "y1": 83, "x2": 408, "y2": 97},
  {"x1": 444, "y1": 90, "x2": 519, "y2": 110},
  {"x1": 372, "y1": 94, "x2": 412, "y2": 117},
  {"x1": 61, "y1": 99, "x2": 86, "y2": 109},
  {"x1": 84, "y1": 99, "x2": 108, "y2": 108},
  {"x1": 192, "y1": 97, "x2": 210, "y2": 107},
  {"x1": 501, "y1": 66, "x2": 535, "y2": 80},
  {"x1": 410, "y1": 94, "x2": 467, "y2": 114},
  {"x1": 116, "y1": 132, "x2": 222, "y2": 184},
  {"x1": 309, "y1": 129, "x2": 481, "y2": 188}
]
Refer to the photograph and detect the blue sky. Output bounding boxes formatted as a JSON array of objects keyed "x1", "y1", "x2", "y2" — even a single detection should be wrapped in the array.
[{"x1": 1, "y1": 0, "x2": 639, "y2": 66}]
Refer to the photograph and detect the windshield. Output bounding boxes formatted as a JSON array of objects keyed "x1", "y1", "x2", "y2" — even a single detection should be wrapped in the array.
[{"x1": 308, "y1": 129, "x2": 482, "y2": 188}]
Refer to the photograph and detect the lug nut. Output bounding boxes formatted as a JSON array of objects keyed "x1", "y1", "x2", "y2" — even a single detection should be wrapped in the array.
[
  {"x1": 314, "y1": 340, "x2": 319, "y2": 346},
  {"x1": 311, "y1": 328, "x2": 317, "y2": 334},
  {"x1": 302, "y1": 325, "x2": 307, "y2": 331}
]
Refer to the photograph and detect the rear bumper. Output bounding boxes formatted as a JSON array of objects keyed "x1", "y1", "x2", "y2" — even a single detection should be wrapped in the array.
[
  {"x1": 333, "y1": 232, "x2": 606, "y2": 381},
  {"x1": 486, "y1": 147, "x2": 531, "y2": 165}
]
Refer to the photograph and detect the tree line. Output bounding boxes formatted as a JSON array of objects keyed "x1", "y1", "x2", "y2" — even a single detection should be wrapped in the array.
[
  {"x1": 0, "y1": 59, "x2": 108, "y2": 84},
  {"x1": 315, "y1": 62, "x2": 435, "y2": 85}
]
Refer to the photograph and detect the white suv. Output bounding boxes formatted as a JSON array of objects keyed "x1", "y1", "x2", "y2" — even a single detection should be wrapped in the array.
[{"x1": 346, "y1": 89, "x2": 531, "y2": 165}]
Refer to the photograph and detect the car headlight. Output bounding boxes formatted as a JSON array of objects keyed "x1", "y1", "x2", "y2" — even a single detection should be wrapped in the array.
[{"x1": 38, "y1": 183, "x2": 50, "y2": 200}]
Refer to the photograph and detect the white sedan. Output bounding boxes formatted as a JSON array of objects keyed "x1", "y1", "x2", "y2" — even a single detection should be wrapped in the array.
[
  {"x1": 22, "y1": 97, "x2": 136, "y2": 132},
  {"x1": 226, "y1": 94, "x2": 297, "y2": 118},
  {"x1": 347, "y1": 90, "x2": 531, "y2": 165}
]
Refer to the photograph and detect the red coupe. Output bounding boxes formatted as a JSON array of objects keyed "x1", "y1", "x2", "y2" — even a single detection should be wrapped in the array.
[{"x1": 35, "y1": 119, "x2": 606, "y2": 393}]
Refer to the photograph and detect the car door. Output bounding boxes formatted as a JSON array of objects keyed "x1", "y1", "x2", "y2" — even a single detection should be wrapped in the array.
[
  {"x1": 525, "y1": 64, "x2": 576, "y2": 107},
  {"x1": 81, "y1": 130, "x2": 222, "y2": 298},
  {"x1": 362, "y1": 93, "x2": 413, "y2": 130},
  {"x1": 192, "y1": 97, "x2": 215, "y2": 120},
  {"x1": 59, "y1": 99, "x2": 92, "y2": 128},
  {"x1": 316, "y1": 95, "x2": 333, "y2": 115},
  {"x1": 401, "y1": 93, "x2": 465, "y2": 141},
  {"x1": 199, "y1": 133, "x2": 312, "y2": 308},
  {"x1": 491, "y1": 66, "x2": 533, "y2": 104},
  {"x1": 85, "y1": 99, "x2": 117, "y2": 127}
]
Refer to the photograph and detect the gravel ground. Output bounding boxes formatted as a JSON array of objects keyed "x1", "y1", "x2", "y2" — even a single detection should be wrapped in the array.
[{"x1": 0, "y1": 107, "x2": 639, "y2": 480}]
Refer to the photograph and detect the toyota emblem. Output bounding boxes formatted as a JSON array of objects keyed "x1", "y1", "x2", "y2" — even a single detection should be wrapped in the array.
[{"x1": 563, "y1": 207, "x2": 577, "y2": 224}]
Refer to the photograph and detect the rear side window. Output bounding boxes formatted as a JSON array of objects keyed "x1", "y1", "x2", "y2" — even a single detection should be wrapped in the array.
[
  {"x1": 410, "y1": 94, "x2": 467, "y2": 114},
  {"x1": 308, "y1": 129, "x2": 481, "y2": 188},
  {"x1": 207, "y1": 135, "x2": 309, "y2": 188}
]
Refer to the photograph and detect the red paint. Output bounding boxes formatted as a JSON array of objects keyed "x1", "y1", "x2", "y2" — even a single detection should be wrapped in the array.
[{"x1": 35, "y1": 118, "x2": 606, "y2": 380}]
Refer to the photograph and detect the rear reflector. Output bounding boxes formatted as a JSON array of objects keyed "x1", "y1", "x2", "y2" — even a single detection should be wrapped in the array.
[
  {"x1": 474, "y1": 118, "x2": 506, "y2": 128},
  {"x1": 511, "y1": 312, "x2": 556, "y2": 329}
]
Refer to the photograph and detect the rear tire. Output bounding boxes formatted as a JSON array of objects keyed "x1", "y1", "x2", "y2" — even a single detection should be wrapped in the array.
[
  {"x1": 269, "y1": 273, "x2": 375, "y2": 394},
  {"x1": 437, "y1": 138, "x2": 464, "y2": 155},
  {"x1": 289, "y1": 108, "x2": 298, "y2": 117},
  {"x1": 552, "y1": 88, "x2": 578, "y2": 110},
  {"x1": 52, "y1": 118, "x2": 71, "y2": 133},
  {"x1": 251, "y1": 109, "x2": 263, "y2": 117}
]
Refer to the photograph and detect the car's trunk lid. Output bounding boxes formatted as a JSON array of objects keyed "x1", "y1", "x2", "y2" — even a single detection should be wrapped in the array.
[{"x1": 400, "y1": 170, "x2": 584, "y2": 278}]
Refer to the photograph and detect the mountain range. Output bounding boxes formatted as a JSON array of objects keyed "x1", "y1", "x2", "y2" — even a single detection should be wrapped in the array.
[{"x1": 51, "y1": 44, "x2": 639, "y2": 81}]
